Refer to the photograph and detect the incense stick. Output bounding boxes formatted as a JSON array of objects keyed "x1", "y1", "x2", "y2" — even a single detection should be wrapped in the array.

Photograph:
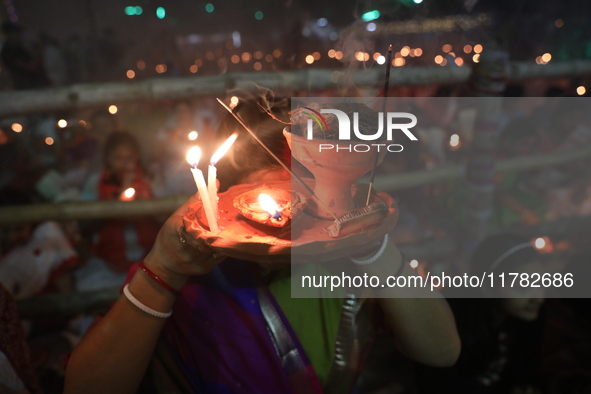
[
  {"x1": 366, "y1": 44, "x2": 393, "y2": 206},
  {"x1": 216, "y1": 98, "x2": 338, "y2": 220}
]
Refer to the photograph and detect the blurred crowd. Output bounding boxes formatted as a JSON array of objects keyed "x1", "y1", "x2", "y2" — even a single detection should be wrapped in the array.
[{"x1": 1, "y1": 20, "x2": 591, "y2": 394}]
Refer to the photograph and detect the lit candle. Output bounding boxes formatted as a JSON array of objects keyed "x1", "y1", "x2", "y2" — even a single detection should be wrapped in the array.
[
  {"x1": 186, "y1": 146, "x2": 219, "y2": 234},
  {"x1": 258, "y1": 193, "x2": 281, "y2": 220},
  {"x1": 208, "y1": 133, "x2": 238, "y2": 219},
  {"x1": 120, "y1": 187, "x2": 135, "y2": 201}
]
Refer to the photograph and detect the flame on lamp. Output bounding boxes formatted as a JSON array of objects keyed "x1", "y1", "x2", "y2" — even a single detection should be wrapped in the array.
[
  {"x1": 258, "y1": 193, "x2": 280, "y2": 219},
  {"x1": 124, "y1": 188, "x2": 135, "y2": 199},
  {"x1": 186, "y1": 146, "x2": 201, "y2": 167},
  {"x1": 211, "y1": 133, "x2": 238, "y2": 165},
  {"x1": 120, "y1": 187, "x2": 135, "y2": 201}
]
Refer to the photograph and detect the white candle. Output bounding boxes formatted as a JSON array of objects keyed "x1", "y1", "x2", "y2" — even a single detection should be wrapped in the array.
[
  {"x1": 208, "y1": 133, "x2": 238, "y2": 220},
  {"x1": 187, "y1": 146, "x2": 219, "y2": 234},
  {"x1": 207, "y1": 164, "x2": 218, "y2": 219}
]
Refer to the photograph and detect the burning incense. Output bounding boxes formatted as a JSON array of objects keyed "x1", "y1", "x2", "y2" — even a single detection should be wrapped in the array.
[{"x1": 366, "y1": 44, "x2": 393, "y2": 206}]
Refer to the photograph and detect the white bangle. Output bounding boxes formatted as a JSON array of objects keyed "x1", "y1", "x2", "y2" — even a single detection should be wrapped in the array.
[
  {"x1": 123, "y1": 284, "x2": 173, "y2": 319},
  {"x1": 350, "y1": 234, "x2": 389, "y2": 265}
]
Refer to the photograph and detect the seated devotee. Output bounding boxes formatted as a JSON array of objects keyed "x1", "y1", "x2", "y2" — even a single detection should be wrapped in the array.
[{"x1": 75, "y1": 131, "x2": 159, "y2": 291}]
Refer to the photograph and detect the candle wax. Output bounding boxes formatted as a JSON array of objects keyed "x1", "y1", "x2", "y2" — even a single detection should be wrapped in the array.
[
  {"x1": 208, "y1": 165, "x2": 219, "y2": 219},
  {"x1": 191, "y1": 167, "x2": 219, "y2": 234}
]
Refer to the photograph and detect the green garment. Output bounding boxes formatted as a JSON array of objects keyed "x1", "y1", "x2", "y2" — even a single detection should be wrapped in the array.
[{"x1": 268, "y1": 264, "x2": 344, "y2": 386}]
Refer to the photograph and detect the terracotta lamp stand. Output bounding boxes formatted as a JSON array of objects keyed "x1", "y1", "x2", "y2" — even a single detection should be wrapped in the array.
[
  {"x1": 183, "y1": 180, "x2": 398, "y2": 263},
  {"x1": 183, "y1": 126, "x2": 399, "y2": 263}
]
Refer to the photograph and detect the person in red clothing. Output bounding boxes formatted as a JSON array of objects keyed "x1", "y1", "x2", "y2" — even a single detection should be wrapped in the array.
[{"x1": 94, "y1": 131, "x2": 159, "y2": 273}]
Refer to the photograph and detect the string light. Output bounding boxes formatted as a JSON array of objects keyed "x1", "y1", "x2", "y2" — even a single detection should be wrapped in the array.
[
  {"x1": 45, "y1": 137, "x2": 54, "y2": 145},
  {"x1": 410, "y1": 260, "x2": 419, "y2": 269},
  {"x1": 11, "y1": 123, "x2": 22, "y2": 133},
  {"x1": 108, "y1": 105, "x2": 118, "y2": 114},
  {"x1": 57, "y1": 119, "x2": 67, "y2": 128},
  {"x1": 305, "y1": 55, "x2": 314, "y2": 64},
  {"x1": 188, "y1": 131, "x2": 198, "y2": 140},
  {"x1": 190, "y1": 65, "x2": 198, "y2": 73},
  {"x1": 577, "y1": 86, "x2": 586, "y2": 95},
  {"x1": 463, "y1": 44, "x2": 472, "y2": 53},
  {"x1": 126, "y1": 70, "x2": 135, "y2": 79}
]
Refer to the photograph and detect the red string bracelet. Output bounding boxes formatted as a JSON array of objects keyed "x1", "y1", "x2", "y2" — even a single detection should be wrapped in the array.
[{"x1": 138, "y1": 262, "x2": 180, "y2": 296}]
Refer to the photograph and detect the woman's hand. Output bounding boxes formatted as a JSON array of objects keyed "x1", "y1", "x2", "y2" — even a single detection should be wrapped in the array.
[
  {"x1": 143, "y1": 194, "x2": 226, "y2": 291},
  {"x1": 65, "y1": 193, "x2": 225, "y2": 394}
]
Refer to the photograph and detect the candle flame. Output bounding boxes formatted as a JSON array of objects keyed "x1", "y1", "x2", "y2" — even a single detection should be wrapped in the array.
[
  {"x1": 211, "y1": 133, "x2": 238, "y2": 165},
  {"x1": 124, "y1": 188, "x2": 135, "y2": 199},
  {"x1": 258, "y1": 193, "x2": 279, "y2": 216},
  {"x1": 186, "y1": 146, "x2": 201, "y2": 167}
]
